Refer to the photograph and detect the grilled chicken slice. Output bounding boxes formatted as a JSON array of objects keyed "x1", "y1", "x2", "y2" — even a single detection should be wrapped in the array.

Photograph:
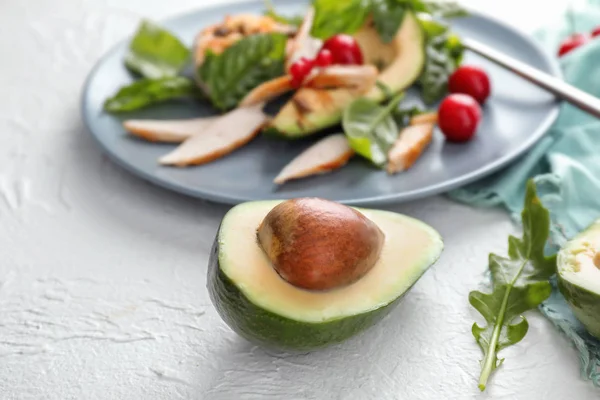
[
  {"x1": 159, "y1": 104, "x2": 267, "y2": 167},
  {"x1": 285, "y1": 7, "x2": 320, "y2": 70},
  {"x1": 409, "y1": 112, "x2": 438, "y2": 126},
  {"x1": 123, "y1": 117, "x2": 219, "y2": 143},
  {"x1": 240, "y1": 76, "x2": 295, "y2": 107},
  {"x1": 305, "y1": 65, "x2": 379, "y2": 92},
  {"x1": 274, "y1": 134, "x2": 354, "y2": 184},
  {"x1": 240, "y1": 65, "x2": 379, "y2": 107},
  {"x1": 386, "y1": 122, "x2": 434, "y2": 174}
]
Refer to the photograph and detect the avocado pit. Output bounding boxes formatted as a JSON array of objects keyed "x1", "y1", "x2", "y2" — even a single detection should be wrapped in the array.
[{"x1": 256, "y1": 198, "x2": 385, "y2": 291}]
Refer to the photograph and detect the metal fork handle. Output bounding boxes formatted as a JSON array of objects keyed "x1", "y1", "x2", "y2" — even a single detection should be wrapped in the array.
[{"x1": 463, "y1": 37, "x2": 600, "y2": 119}]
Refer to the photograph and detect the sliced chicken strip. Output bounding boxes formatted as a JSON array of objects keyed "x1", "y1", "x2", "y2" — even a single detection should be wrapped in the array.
[
  {"x1": 285, "y1": 7, "x2": 321, "y2": 70},
  {"x1": 409, "y1": 112, "x2": 438, "y2": 126},
  {"x1": 123, "y1": 117, "x2": 219, "y2": 143},
  {"x1": 239, "y1": 75, "x2": 295, "y2": 107},
  {"x1": 159, "y1": 103, "x2": 267, "y2": 167},
  {"x1": 386, "y1": 123, "x2": 434, "y2": 174},
  {"x1": 306, "y1": 65, "x2": 379, "y2": 92},
  {"x1": 274, "y1": 134, "x2": 354, "y2": 184},
  {"x1": 240, "y1": 65, "x2": 378, "y2": 107}
]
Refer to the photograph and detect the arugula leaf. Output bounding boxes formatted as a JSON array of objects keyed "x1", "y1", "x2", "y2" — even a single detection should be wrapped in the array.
[
  {"x1": 371, "y1": 0, "x2": 407, "y2": 43},
  {"x1": 103, "y1": 77, "x2": 199, "y2": 113},
  {"x1": 418, "y1": 18, "x2": 464, "y2": 104},
  {"x1": 311, "y1": 0, "x2": 371, "y2": 39},
  {"x1": 469, "y1": 180, "x2": 557, "y2": 391},
  {"x1": 124, "y1": 20, "x2": 190, "y2": 79},
  {"x1": 264, "y1": 0, "x2": 303, "y2": 27},
  {"x1": 342, "y1": 92, "x2": 404, "y2": 166},
  {"x1": 198, "y1": 33, "x2": 287, "y2": 111}
]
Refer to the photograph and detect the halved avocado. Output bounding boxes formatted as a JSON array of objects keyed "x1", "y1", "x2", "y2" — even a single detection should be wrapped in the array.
[
  {"x1": 268, "y1": 12, "x2": 426, "y2": 138},
  {"x1": 557, "y1": 219, "x2": 600, "y2": 339},
  {"x1": 207, "y1": 200, "x2": 443, "y2": 351}
]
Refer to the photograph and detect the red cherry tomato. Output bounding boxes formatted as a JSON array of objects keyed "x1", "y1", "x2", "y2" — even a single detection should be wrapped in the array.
[
  {"x1": 321, "y1": 34, "x2": 364, "y2": 65},
  {"x1": 290, "y1": 57, "x2": 315, "y2": 88},
  {"x1": 438, "y1": 94, "x2": 482, "y2": 143},
  {"x1": 448, "y1": 65, "x2": 491, "y2": 104},
  {"x1": 558, "y1": 33, "x2": 589, "y2": 56},
  {"x1": 315, "y1": 49, "x2": 334, "y2": 68},
  {"x1": 592, "y1": 26, "x2": 600, "y2": 37}
]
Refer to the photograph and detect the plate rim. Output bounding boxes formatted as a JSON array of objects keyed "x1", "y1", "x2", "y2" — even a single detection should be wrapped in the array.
[{"x1": 80, "y1": 0, "x2": 562, "y2": 206}]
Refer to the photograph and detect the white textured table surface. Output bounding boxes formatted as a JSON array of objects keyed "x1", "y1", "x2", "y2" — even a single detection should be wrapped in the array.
[{"x1": 1, "y1": 0, "x2": 598, "y2": 399}]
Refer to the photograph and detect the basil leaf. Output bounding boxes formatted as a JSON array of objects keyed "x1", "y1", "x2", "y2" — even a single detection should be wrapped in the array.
[
  {"x1": 342, "y1": 93, "x2": 404, "y2": 167},
  {"x1": 311, "y1": 0, "x2": 371, "y2": 39},
  {"x1": 264, "y1": 0, "x2": 303, "y2": 27},
  {"x1": 371, "y1": 0, "x2": 407, "y2": 43},
  {"x1": 469, "y1": 180, "x2": 557, "y2": 391},
  {"x1": 418, "y1": 18, "x2": 464, "y2": 104},
  {"x1": 198, "y1": 33, "x2": 287, "y2": 111},
  {"x1": 124, "y1": 20, "x2": 190, "y2": 79},
  {"x1": 391, "y1": 106, "x2": 426, "y2": 126},
  {"x1": 103, "y1": 77, "x2": 199, "y2": 113}
]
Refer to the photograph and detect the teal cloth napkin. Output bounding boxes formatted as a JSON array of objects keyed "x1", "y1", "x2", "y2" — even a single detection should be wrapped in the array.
[{"x1": 448, "y1": 7, "x2": 600, "y2": 386}]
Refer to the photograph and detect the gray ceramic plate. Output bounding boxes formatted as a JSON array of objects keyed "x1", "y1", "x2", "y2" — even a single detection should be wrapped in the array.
[{"x1": 81, "y1": 0, "x2": 561, "y2": 206}]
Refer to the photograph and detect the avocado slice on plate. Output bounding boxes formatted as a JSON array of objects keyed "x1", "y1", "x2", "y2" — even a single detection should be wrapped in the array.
[
  {"x1": 207, "y1": 198, "x2": 443, "y2": 351},
  {"x1": 268, "y1": 12, "x2": 426, "y2": 138},
  {"x1": 558, "y1": 219, "x2": 600, "y2": 339}
]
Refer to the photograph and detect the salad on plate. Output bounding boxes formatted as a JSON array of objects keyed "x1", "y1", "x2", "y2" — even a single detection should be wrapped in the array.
[{"x1": 104, "y1": 0, "x2": 491, "y2": 185}]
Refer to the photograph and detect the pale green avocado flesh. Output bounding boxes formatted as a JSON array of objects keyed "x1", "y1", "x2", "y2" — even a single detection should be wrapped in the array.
[
  {"x1": 268, "y1": 12, "x2": 426, "y2": 138},
  {"x1": 557, "y1": 218, "x2": 600, "y2": 339},
  {"x1": 207, "y1": 200, "x2": 443, "y2": 351}
]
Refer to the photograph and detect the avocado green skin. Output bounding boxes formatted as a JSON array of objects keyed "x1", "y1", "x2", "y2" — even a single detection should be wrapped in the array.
[
  {"x1": 207, "y1": 235, "x2": 414, "y2": 352},
  {"x1": 558, "y1": 274, "x2": 600, "y2": 339}
]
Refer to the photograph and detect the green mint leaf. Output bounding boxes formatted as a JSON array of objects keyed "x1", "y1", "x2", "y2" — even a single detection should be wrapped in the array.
[
  {"x1": 264, "y1": 0, "x2": 303, "y2": 27},
  {"x1": 342, "y1": 92, "x2": 404, "y2": 167},
  {"x1": 418, "y1": 18, "x2": 464, "y2": 104},
  {"x1": 124, "y1": 20, "x2": 190, "y2": 79},
  {"x1": 311, "y1": 0, "x2": 370, "y2": 39},
  {"x1": 198, "y1": 33, "x2": 287, "y2": 111},
  {"x1": 469, "y1": 180, "x2": 557, "y2": 391},
  {"x1": 371, "y1": 0, "x2": 407, "y2": 43},
  {"x1": 103, "y1": 77, "x2": 199, "y2": 113}
]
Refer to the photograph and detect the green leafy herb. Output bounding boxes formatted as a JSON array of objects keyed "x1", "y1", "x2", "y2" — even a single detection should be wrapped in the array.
[
  {"x1": 418, "y1": 17, "x2": 464, "y2": 104},
  {"x1": 198, "y1": 33, "x2": 287, "y2": 111},
  {"x1": 310, "y1": 0, "x2": 468, "y2": 42},
  {"x1": 469, "y1": 180, "x2": 557, "y2": 391},
  {"x1": 371, "y1": 0, "x2": 407, "y2": 43},
  {"x1": 420, "y1": 0, "x2": 469, "y2": 18},
  {"x1": 375, "y1": 80, "x2": 395, "y2": 100},
  {"x1": 103, "y1": 77, "x2": 199, "y2": 113},
  {"x1": 392, "y1": 105, "x2": 426, "y2": 126},
  {"x1": 411, "y1": 0, "x2": 469, "y2": 18},
  {"x1": 375, "y1": 81, "x2": 427, "y2": 126},
  {"x1": 264, "y1": 0, "x2": 303, "y2": 27},
  {"x1": 311, "y1": 0, "x2": 371, "y2": 39},
  {"x1": 342, "y1": 92, "x2": 404, "y2": 166},
  {"x1": 124, "y1": 20, "x2": 190, "y2": 79}
]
